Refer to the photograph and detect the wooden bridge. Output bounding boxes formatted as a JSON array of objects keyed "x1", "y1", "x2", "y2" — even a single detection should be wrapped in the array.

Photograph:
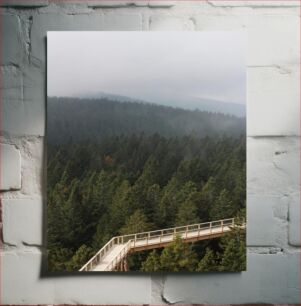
[{"x1": 79, "y1": 218, "x2": 245, "y2": 272}]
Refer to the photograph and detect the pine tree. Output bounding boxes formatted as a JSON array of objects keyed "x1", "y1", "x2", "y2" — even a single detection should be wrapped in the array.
[
  {"x1": 141, "y1": 250, "x2": 161, "y2": 272},
  {"x1": 197, "y1": 247, "x2": 219, "y2": 272},
  {"x1": 68, "y1": 244, "x2": 94, "y2": 271},
  {"x1": 119, "y1": 209, "x2": 153, "y2": 235},
  {"x1": 219, "y1": 228, "x2": 246, "y2": 271},
  {"x1": 160, "y1": 236, "x2": 198, "y2": 272},
  {"x1": 108, "y1": 180, "x2": 132, "y2": 232},
  {"x1": 210, "y1": 189, "x2": 237, "y2": 220},
  {"x1": 175, "y1": 199, "x2": 199, "y2": 226}
]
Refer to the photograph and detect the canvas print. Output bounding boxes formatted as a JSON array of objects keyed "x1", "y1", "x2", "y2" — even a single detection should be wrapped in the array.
[{"x1": 47, "y1": 31, "x2": 246, "y2": 272}]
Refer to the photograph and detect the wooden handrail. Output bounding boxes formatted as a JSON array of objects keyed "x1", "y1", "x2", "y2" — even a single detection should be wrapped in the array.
[
  {"x1": 104, "y1": 240, "x2": 132, "y2": 271},
  {"x1": 79, "y1": 217, "x2": 245, "y2": 271},
  {"x1": 115, "y1": 218, "x2": 235, "y2": 240},
  {"x1": 79, "y1": 236, "x2": 117, "y2": 271}
]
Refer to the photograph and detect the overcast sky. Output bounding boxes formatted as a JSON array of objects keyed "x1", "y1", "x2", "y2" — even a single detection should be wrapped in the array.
[{"x1": 47, "y1": 31, "x2": 246, "y2": 106}]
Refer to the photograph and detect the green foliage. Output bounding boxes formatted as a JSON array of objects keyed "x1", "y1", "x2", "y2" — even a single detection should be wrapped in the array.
[
  {"x1": 47, "y1": 99, "x2": 246, "y2": 271},
  {"x1": 68, "y1": 244, "x2": 94, "y2": 271},
  {"x1": 48, "y1": 97, "x2": 245, "y2": 146},
  {"x1": 160, "y1": 236, "x2": 198, "y2": 271},
  {"x1": 210, "y1": 189, "x2": 238, "y2": 220},
  {"x1": 48, "y1": 247, "x2": 73, "y2": 272},
  {"x1": 141, "y1": 250, "x2": 161, "y2": 272},
  {"x1": 141, "y1": 236, "x2": 198, "y2": 272},
  {"x1": 119, "y1": 209, "x2": 153, "y2": 235},
  {"x1": 197, "y1": 247, "x2": 219, "y2": 272},
  {"x1": 219, "y1": 227, "x2": 246, "y2": 271},
  {"x1": 175, "y1": 199, "x2": 199, "y2": 226}
]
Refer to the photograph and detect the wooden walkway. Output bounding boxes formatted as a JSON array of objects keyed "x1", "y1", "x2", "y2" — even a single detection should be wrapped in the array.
[{"x1": 80, "y1": 218, "x2": 245, "y2": 272}]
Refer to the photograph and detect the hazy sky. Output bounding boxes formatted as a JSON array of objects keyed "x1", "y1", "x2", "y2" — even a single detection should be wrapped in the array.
[{"x1": 48, "y1": 31, "x2": 246, "y2": 105}]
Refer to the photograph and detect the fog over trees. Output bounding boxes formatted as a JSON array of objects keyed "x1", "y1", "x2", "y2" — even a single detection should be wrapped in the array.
[{"x1": 47, "y1": 96, "x2": 246, "y2": 272}]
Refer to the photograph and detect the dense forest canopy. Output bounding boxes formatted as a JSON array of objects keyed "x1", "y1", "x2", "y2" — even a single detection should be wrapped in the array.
[
  {"x1": 47, "y1": 97, "x2": 246, "y2": 272},
  {"x1": 47, "y1": 97, "x2": 245, "y2": 145}
]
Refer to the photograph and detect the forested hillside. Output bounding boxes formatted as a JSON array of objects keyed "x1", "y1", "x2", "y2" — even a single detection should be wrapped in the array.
[
  {"x1": 47, "y1": 97, "x2": 245, "y2": 145},
  {"x1": 47, "y1": 97, "x2": 246, "y2": 272}
]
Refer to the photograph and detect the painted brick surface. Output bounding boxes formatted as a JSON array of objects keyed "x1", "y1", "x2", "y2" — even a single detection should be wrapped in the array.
[
  {"x1": 2, "y1": 65, "x2": 46, "y2": 136},
  {"x1": 2, "y1": 198, "x2": 44, "y2": 246},
  {"x1": 31, "y1": 13, "x2": 142, "y2": 64},
  {"x1": 1, "y1": 0, "x2": 300, "y2": 304},
  {"x1": 1, "y1": 66, "x2": 22, "y2": 101},
  {"x1": 194, "y1": 12, "x2": 300, "y2": 67},
  {"x1": 0, "y1": 0, "x2": 49, "y2": 6},
  {"x1": 2, "y1": 251, "x2": 150, "y2": 304},
  {"x1": 247, "y1": 137, "x2": 299, "y2": 196},
  {"x1": 248, "y1": 66, "x2": 300, "y2": 136},
  {"x1": 247, "y1": 195, "x2": 285, "y2": 247},
  {"x1": 85, "y1": 0, "x2": 175, "y2": 7},
  {"x1": 149, "y1": 16, "x2": 194, "y2": 30},
  {"x1": 2, "y1": 13, "x2": 23, "y2": 65},
  {"x1": 159, "y1": 253, "x2": 300, "y2": 304},
  {"x1": 289, "y1": 193, "x2": 300, "y2": 246},
  {"x1": 0, "y1": 143, "x2": 21, "y2": 191},
  {"x1": 207, "y1": 0, "x2": 300, "y2": 7}
]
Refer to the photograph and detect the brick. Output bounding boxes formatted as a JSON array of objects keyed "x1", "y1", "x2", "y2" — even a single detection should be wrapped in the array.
[
  {"x1": 150, "y1": 16, "x2": 194, "y2": 30},
  {"x1": 20, "y1": 137, "x2": 44, "y2": 196},
  {"x1": 0, "y1": 143, "x2": 21, "y2": 191},
  {"x1": 31, "y1": 13, "x2": 142, "y2": 65},
  {"x1": 2, "y1": 13, "x2": 23, "y2": 65},
  {"x1": 248, "y1": 66, "x2": 300, "y2": 136},
  {"x1": 2, "y1": 198, "x2": 43, "y2": 246},
  {"x1": 3, "y1": 66, "x2": 45, "y2": 136},
  {"x1": 207, "y1": 0, "x2": 300, "y2": 7},
  {"x1": 87, "y1": 1, "x2": 138, "y2": 7},
  {"x1": 288, "y1": 193, "x2": 300, "y2": 246},
  {"x1": 88, "y1": 1, "x2": 133, "y2": 7},
  {"x1": 1, "y1": 65, "x2": 22, "y2": 101},
  {"x1": 2, "y1": 251, "x2": 55, "y2": 304},
  {"x1": 82, "y1": 0, "x2": 174, "y2": 6},
  {"x1": 247, "y1": 137, "x2": 299, "y2": 197},
  {"x1": 0, "y1": 0, "x2": 49, "y2": 6},
  {"x1": 2, "y1": 251, "x2": 151, "y2": 304},
  {"x1": 194, "y1": 12, "x2": 299, "y2": 67},
  {"x1": 148, "y1": 1, "x2": 175, "y2": 7},
  {"x1": 102, "y1": 13, "x2": 142, "y2": 30},
  {"x1": 160, "y1": 253, "x2": 299, "y2": 304},
  {"x1": 244, "y1": 14, "x2": 299, "y2": 66},
  {"x1": 247, "y1": 195, "x2": 287, "y2": 246}
]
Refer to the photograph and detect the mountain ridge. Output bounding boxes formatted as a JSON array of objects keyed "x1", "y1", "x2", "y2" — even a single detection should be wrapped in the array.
[
  {"x1": 47, "y1": 96, "x2": 246, "y2": 146},
  {"x1": 52, "y1": 91, "x2": 246, "y2": 118}
]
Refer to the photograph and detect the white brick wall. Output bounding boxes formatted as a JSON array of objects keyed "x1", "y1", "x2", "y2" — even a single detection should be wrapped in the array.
[
  {"x1": 1, "y1": 0, "x2": 300, "y2": 304},
  {"x1": 0, "y1": 144, "x2": 21, "y2": 190}
]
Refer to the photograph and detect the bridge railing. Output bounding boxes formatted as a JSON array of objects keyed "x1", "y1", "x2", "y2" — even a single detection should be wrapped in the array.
[
  {"x1": 79, "y1": 236, "x2": 118, "y2": 271},
  {"x1": 104, "y1": 240, "x2": 132, "y2": 271},
  {"x1": 115, "y1": 218, "x2": 236, "y2": 244},
  {"x1": 133, "y1": 218, "x2": 238, "y2": 246},
  {"x1": 80, "y1": 217, "x2": 244, "y2": 271}
]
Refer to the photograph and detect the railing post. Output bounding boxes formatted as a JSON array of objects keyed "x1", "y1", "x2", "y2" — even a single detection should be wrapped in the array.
[
  {"x1": 186, "y1": 226, "x2": 188, "y2": 239},
  {"x1": 210, "y1": 222, "x2": 212, "y2": 234},
  {"x1": 221, "y1": 220, "x2": 223, "y2": 233}
]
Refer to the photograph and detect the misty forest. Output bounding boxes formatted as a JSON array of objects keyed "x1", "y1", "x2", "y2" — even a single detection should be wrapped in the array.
[{"x1": 47, "y1": 96, "x2": 246, "y2": 272}]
